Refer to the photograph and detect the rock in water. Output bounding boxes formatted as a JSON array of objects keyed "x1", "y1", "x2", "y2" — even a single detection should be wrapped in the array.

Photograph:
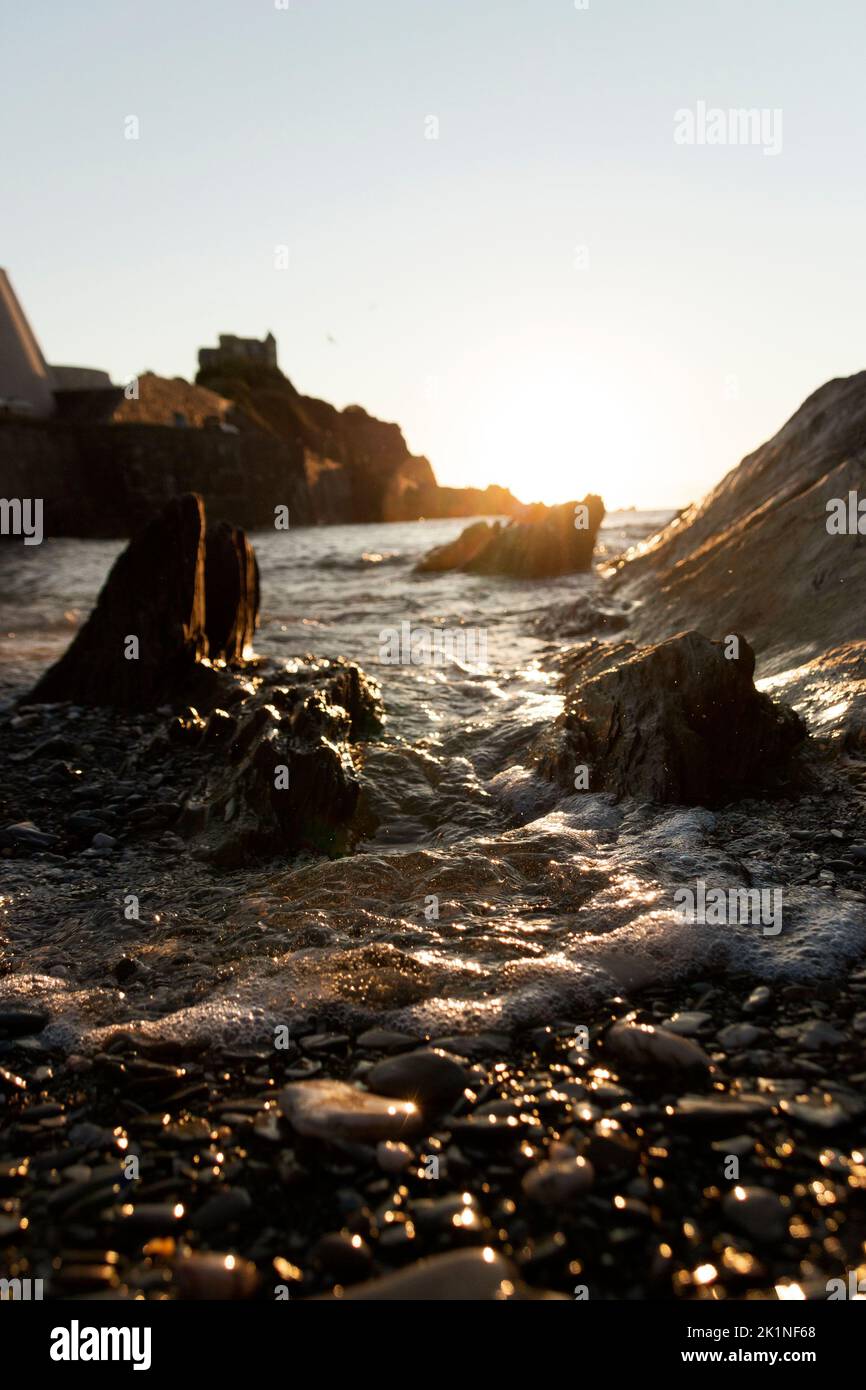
[
  {"x1": 178, "y1": 661, "x2": 380, "y2": 863},
  {"x1": 204, "y1": 520, "x2": 259, "y2": 663},
  {"x1": 534, "y1": 630, "x2": 805, "y2": 803},
  {"x1": 30, "y1": 494, "x2": 206, "y2": 708},
  {"x1": 28, "y1": 494, "x2": 259, "y2": 709},
  {"x1": 416, "y1": 496, "x2": 605, "y2": 578}
]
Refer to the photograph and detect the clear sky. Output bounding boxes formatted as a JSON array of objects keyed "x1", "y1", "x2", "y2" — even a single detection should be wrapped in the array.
[{"x1": 3, "y1": 0, "x2": 865, "y2": 508}]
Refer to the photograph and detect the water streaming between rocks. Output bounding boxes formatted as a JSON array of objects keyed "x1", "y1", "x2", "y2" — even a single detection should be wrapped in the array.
[{"x1": 1, "y1": 511, "x2": 864, "y2": 1054}]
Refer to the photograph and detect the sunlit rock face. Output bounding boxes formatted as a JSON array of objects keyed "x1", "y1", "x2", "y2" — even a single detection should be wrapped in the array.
[
  {"x1": 534, "y1": 630, "x2": 806, "y2": 804},
  {"x1": 416, "y1": 496, "x2": 605, "y2": 578},
  {"x1": 758, "y1": 642, "x2": 866, "y2": 755},
  {"x1": 27, "y1": 494, "x2": 259, "y2": 709},
  {"x1": 609, "y1": 371, "x2": 866, "y2": 679}
]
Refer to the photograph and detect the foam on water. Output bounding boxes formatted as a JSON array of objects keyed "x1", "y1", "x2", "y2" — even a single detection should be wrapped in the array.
[{"x1": 1, "y1": 511, "x2": 863, "y2": 1051}]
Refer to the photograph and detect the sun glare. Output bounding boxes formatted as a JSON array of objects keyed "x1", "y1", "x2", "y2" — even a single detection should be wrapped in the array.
[{"x1": 429, "y1": 354, "x2": 655, "y2": 510}]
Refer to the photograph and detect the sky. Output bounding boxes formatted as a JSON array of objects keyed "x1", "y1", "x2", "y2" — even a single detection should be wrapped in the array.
[{"x1": 3, "y1": 0, "x2": 866, "y2": 508}]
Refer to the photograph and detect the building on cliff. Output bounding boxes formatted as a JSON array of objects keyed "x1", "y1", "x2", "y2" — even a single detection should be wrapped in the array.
[
  {"x1": 198, "y1": 333, "x2": 278, "y2": 373},
  {"x1": 0, "y1": 268, "x2": 113, "y2": 417}
]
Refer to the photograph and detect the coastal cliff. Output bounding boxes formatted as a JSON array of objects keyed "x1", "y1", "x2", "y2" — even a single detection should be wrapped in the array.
[{"x1": 0, "y1": 366, "x2": 523, "y2": 537}]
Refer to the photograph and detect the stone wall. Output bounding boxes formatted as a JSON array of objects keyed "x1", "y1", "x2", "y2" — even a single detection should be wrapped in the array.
[{"x1": 0, "y1": 419, "x2": 314, "y2": 537}]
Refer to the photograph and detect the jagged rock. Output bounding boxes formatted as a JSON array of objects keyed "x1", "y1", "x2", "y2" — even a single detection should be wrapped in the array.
[
  {"x1": 416, "y1": 497, "x2": 605, "y2": 578},
  {"x1": 176, "y1": 661, "x2": 382, "y2": 864},
  {"x1": 29, "y1": 494, "x2": 207, "y2": 709},
  {"x1": 534, "y1": 630, "x2": 805, "y2": 804},
  {"x1": 610, "y1": 372, "x2": 866, "y2": 680},
  {"x1": 204, "y1": 521, "x2": 259, "y2": 663},
  {"x1": 28, "y1": 494, "x2": 259, "y2": 710}
]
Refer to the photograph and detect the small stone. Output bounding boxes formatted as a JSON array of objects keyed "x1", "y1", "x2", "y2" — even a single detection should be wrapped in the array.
[
  {"x1": 780, "y1": 1097, "x2": 851, "y2": 1129},
  {"x1": 673, "y1": 1094, "x2": 771, "y2": 1128},
  {"x1": 717, "y1": 1023, "x2": 764, "y2": 1050},
  {"x1": 711, "y1": 1135, "x2": 755, "y2": 1157},
  {"x1": 174, "y1": 1251, "x2": 259, "y2": 1299},
  {"x1": 662, "y1": 1011, "x2": 711, "y2": 1036},
  {"x1": 722, "y1": 1185, "x2": 787, "y2": 1242},
  {"x1": 320, "y1": 1248, "x2": 563, "y2": 1300},
  {"x1": 165, "y1": 1116, "x2": 212, "y2": 1144},
  {"x1": 795, "y1": 1020, "x2": 846, "y2": 1050},
  {"x1": 278, "y1": 1079, "x2": 422, "y2": 1143},
  {"x1": 357, "y1": 1028, "x2": 418, "y2": 1053},
  {"x1": 607, "y1": 1020, "x2": 711, "y2": 1073},
  {"x1": 366, "y1": 1048, "x2": 469, "y2": 1109},
  {"x1": 412, "y1": 1192, "x2": 482, "y2": 1231},
  {"x1": 376, "y1": 1141, "x2": 413, "y2": 1173},
  {"x1": 522, "y1": 1155, "x2": 595, "y2": 1204},
  {"x1": 743, "y1": 986, "x2": 772, "y2": 1013},
  {"x1": 311, "y1": 1231, "x2": 372, "y2": 1282},
  {"x1": 92, "y1": 832, "x2": 117, "y2": 849},
  {"x1": 0, "y1": 1009, "x2": 49, "y2": 1039},
  {"x1": 191, "y1": 1187, "x2": 252, "y2": 1232}
]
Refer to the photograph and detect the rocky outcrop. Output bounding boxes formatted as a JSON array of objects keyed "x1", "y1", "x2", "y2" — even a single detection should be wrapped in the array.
[
  {"x1": 29, "y1": 494, "x2": 209, "y2": 708},
  {"x1": 28, "y1": 495, "x2": 257, "y2": 709},
  {"x1": 534, "y1": 630, "x2": 805, "y2": 804},
  {"x1": 1, "y1": 365, "x2": 525, "y2": 536},
  {"x1": 173, "y1": 658, "x2": 383, "y2": 864},
  {"x1": 416, "y1": 496, "x2": 605, "y2": 578},
  {"x1": 610, "y1": 372, "x2": 866, "y2": 674}
]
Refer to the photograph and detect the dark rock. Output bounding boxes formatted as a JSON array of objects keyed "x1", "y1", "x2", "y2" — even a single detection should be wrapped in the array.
[
  {"x1": 28, "y1": 494, "x2": 259, "y2": 710},
  {"x1": 29, "y1": 494, "x2": 207, "y2": 709},
  {"x1": 721, "y1": 1186, "x2": 788, "y2": 1243},
  {"x1": 606, "y1": 1020, "x2": 711, "y2": 1073},
  {"x1": 416, "y1": 497, "x2": 605, "y2": 578},
  {"x1": 0, "y1": 821, "x2": 55, "y2": 849},
  {"x1": 204, "y1": 520, "x2": 259, "y2": 663},
  {"x1": 178, "y1": 686, "x2": 366, "y2": 864},
  {"x1": 190, "y1": 1187, "x2": 253, "y2": 1233},
  {"x1": 366, "y1": 1049, "x2": 469, "y2": 1110},
  {"x1": 317, "y1": 1248, "x2": 563, "y2": 1300},
  {"x1": 534, "y1": 631, "x2": 805, "y2": 803},
  {"x1": 311, "y1": 1231, "x2": 372, "y2": 1282},
  {"x1": 0, "y1": 1009, "x2": 49, "y2": 1040}
]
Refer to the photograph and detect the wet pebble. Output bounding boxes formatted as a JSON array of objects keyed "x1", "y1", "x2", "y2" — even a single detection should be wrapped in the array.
[
  {"x1": 606, "y1": 1020, "x2": 711, "y2": 1073},
  {"x1": 174, "y1": 1250, "x2": 259, "y2": 1299},
  {"x1": 721, "y1": 1185, "x2": 788, "y2": 1243},
  {"x1": 366, "y1": 1048, "x2": 469, "y2": 1110},
  {"x1": 522, "y1": 1154, "x2": 595, "y2": 1204},
  {"x1": 278, "y1": 1078, "x2": 422, "y2": 1143},
  {"x1": 376, "y1": 1141, "x2": 414, "y2": 1173}
]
